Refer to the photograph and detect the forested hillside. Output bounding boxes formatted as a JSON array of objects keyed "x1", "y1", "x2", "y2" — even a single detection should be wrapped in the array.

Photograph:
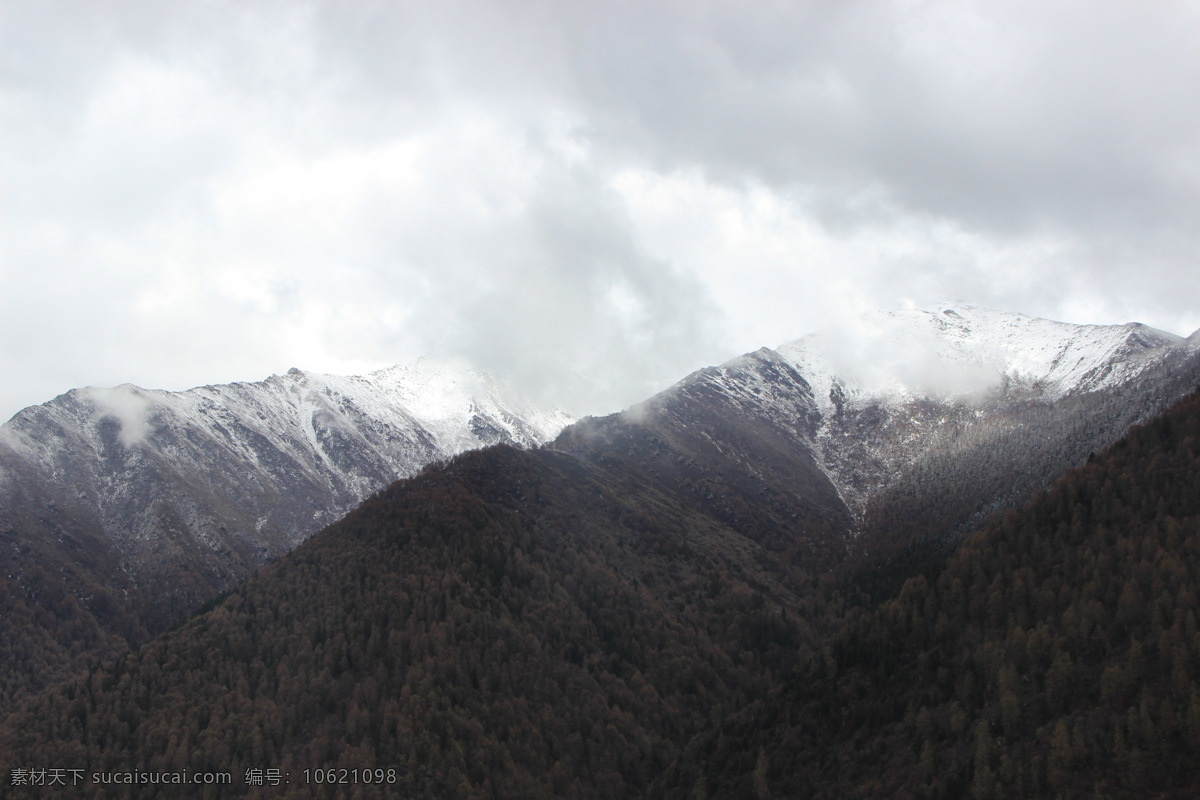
[
  {"x1": 0, "y1": 362, "x2": 569, "y2": 716},
  {"x1": 3, "y1": 313, "x2": 1195, "y2": 731},
  {"x1": 5, "y1": 347, "x2": 1199, "y2": 798},
  {"x1": 660, "y1": 389, "x2": 1200, "y2": 799},
  {"x1": 0, "y1": 399, "x2": 851, "y2": 798}
]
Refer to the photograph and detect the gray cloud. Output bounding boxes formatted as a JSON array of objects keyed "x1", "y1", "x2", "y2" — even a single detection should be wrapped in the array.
[
  {"x1": 433, "y1": 159, "x2": 723, "y2": 411},
  {"x1": 2, "y1": 0, "x2": 1198, "y2": 421}
]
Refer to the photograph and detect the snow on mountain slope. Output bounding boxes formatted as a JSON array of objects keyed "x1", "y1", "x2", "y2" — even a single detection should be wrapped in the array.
[
  {"x1": 2, "y1": 357, "x2": 570, "y2": 479},
  {"x1": 656, "y1": 303, "x2": 1196, "y2": 527},
  {"x1": 777, "y1": 304, "x2": 1184, "y2": 412},
  {"x1": 1, "y1": 304, "x2": 1191, "y2": 623},
  {"x1": 0, "y1": 358, "x2": 573, "y2": 622}
]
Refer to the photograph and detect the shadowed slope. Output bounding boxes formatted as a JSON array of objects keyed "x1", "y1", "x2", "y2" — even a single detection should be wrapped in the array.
[
  {"x1": 0, "y1": 376, "x2": 855, "y2": 797},
  {"x1": 658, "y1": 389, "x2": 1200, "y2": 800}
]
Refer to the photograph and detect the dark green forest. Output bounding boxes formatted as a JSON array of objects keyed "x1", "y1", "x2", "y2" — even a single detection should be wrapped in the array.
[
  {"x1": 661, "y1": 391, "x2": 1200, "y2": 799},
  {"x1": 0, "y1": 433, "x2": 844, "y2": 798},
  {"x1": 4, "y1": 384, "x2": 1200, "y2": 798}
]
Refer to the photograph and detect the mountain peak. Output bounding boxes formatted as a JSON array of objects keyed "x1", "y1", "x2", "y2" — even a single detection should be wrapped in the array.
[
  {"x1": 0, "y1": 356, "x2": 576, "y2": 632},
  {"x1": 776, "y1": 303, "x2": 1185, "y2": 409}
]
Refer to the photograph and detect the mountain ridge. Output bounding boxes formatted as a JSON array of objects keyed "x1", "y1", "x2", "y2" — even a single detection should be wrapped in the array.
[
  {"x1": 6, "y1": 321, "x2": 1200, "y2": 798},
  {"x1": 3, "y1": 303, "x2": 1198, "y2": 717},
  {"x1": 0, "y1": 357, "x2": 573, "y2": 711},
  {"x1": 767, "y1": 304, "x2": 1198, "y2": 521},
  {"x1": 0, "y1": 356, "x2": 573, "y2": 574},
  {"x1": 777, "y1": 303, "x2": 1188, "y2": 411}
]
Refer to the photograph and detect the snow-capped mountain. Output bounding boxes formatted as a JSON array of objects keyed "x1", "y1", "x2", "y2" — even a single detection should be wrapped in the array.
[
  {"x1": 609, "y1": 304, "x2": 1200, "y2": 541},
  {"x1": 0, "y1": 358, "x2": 572, "y2": 626},
  {"x1": 767, "y1": 304, "x2": 1196, "y2": 518},
  {"x1": 4, "y1": 303, "x2": 1198, "y2": 715},
  {"x1": 777, "y1": 304, "x2": 1185, "y2": 410}
]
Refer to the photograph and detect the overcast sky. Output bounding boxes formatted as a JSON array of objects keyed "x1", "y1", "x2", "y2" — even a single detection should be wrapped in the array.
[{"x1": 3, "y1": 0, "x2": 1199, "y2": 422}]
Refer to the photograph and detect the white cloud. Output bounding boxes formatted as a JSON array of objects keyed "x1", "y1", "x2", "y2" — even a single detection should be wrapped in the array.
[{"x1": 87, "y1": 385, "x2": 154, "y2": 447}]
